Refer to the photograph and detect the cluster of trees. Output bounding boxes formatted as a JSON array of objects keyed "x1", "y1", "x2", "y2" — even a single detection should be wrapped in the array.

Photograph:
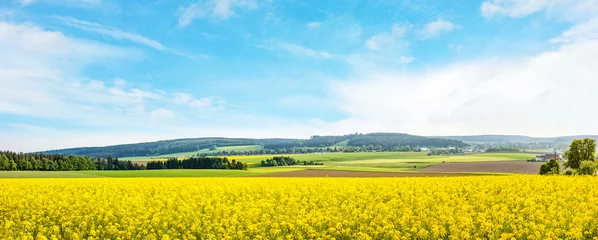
[
  {"x1": 260, "y1": 156, "x2": 323, "y2": 167},
  {"x1": 94, "y1": 156, "x2": 145, "y2": 170},
  {"x1": 346, "y1": 133, "x2": 468, "y2": 148},
  {"x1": 427, "y1": 148, "x2": 464, "y2": 155},
  {"x1": 0, "y1": 151, "x2": 141, "y2": 171},
  {"x1": 540, "y1": 138, "x2": 597, "y2": 175},
  {"x1": 147, "y1": 157, "x2": 247, "y2": 170},
  {"x1": 485, "y1": 146, "x2": 521, "y2": 152}
]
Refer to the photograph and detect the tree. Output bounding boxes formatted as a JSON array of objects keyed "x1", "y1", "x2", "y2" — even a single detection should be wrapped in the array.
[
  {"x1": 564, "y1": 138, "x2": 596, "y2": 169},
  {"x1": 578, "y1": 161, "x2": 598, "y2": 175},
  {"x1": 539, "y1": 159, "x2": 560, "y2": 175},
  {"x1": 0, "y1": 154, "x2": 9, "y2": 170}
]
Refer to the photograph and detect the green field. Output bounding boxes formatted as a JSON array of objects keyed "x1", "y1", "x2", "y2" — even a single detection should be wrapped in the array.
[
  {"x1": 330, "y1": 140, "x2": 349, "y2": 147},
  {"x1": 0, "y1": 167, "x2": 299, "y2": 178},
  {"x1": 227, "y1": 152, "x2": 535, "y2": 171},
  {"x1": 0, "y1": 152, "x2": 536, "y2": 178},
  {"x1": 120, "y1": 145, "x2": 264, "y2": 161}
]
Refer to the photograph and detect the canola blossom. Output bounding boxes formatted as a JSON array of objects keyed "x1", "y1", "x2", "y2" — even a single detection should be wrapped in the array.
[{"x1": 1, "y1": 176, "x2": 598, "y2": 239}]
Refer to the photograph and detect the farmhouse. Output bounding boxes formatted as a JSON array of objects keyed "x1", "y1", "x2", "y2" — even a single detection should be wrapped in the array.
[{"x1": 535, "y1": 153, "x2": 562, "y2": 162}]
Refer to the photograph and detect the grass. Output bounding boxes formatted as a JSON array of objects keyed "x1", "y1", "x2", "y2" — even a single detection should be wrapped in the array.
[
  {"x1": 330, "y1": 140, "x2": 349, "y2": 147},
  {"x1": 231, "y1": 152, "x2": 536, "y2": 172}
]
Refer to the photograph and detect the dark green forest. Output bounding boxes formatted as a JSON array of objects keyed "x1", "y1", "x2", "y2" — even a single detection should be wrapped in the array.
[
  {"x1": 42, "y1": 133, "x2": 468, "y2": 157},
  {"x1": 260, "y1": 156, "x2": 323, "y2": 167},
  {"x1": 0, "y1": 151, "x2": 143, "y2": 171},
  {"x1": 146, "y1": 157, "x2": 247, "y2": 170}
]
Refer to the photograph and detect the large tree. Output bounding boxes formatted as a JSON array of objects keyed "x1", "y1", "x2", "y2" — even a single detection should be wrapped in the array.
[{"x1": 564, "y1": 138, "x2": 597, "y2": 169}]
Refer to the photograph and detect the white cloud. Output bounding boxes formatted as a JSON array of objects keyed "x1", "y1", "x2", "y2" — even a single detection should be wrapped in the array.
[
  {"x1": 18, "y1": 0, "x2": 36, "y2": 6},
  {"x1": 398, "y1": 56, "x2": 415, "y2": 63},
  {"x1": 178, "y1": 0, "x2": 258, "y2": 28},
  {"x1": 416, "y1": 19, "x2": 455, "y2": 39},
  {"x1": 480, "y1": 0, "x2": 598, "y2": 20},
  {"x1": 365, "y1": 23, "x2": 410, "y2": 50},
  {"x1": 327, "y1": 38, "x2": 598, "y2": 136},
  {"x1": 149, "y1": 108, "x2": 175, "y2": 122},
  {"x1": 172, "y1": 92, "x2": 224, "y2": 109},
  {"x1": 550, "y1": 17, "x2": 598, "y2": 43},
  {"x1": 0, "y1": 21, "x2": 218, "y2": 140},
  {"x1": 306, "y1": 21, "x2": 320, "y2": 29},
  {"x1": 262, "y1": 40, "x2": 333, "y2": 59}
]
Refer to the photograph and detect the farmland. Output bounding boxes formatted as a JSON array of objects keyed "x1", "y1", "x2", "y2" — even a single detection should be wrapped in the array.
[{"x1": 2, "y1": 176, "x2": 598, "y2": 239}]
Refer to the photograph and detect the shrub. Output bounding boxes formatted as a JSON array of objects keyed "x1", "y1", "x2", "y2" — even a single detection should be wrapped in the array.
[
  {"x1": 539, "y1": 159, "x2": 560, "y2": 175},
  {"x1": 578, "y1": 161, "x2": 597, "y2": 175},
  {"x1": 565, "y1": 170, "x2": 575, "y2": 176}
]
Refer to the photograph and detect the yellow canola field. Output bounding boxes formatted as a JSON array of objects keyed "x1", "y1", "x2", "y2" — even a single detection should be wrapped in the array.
[{"x1": 1, "y1": 176, "x2": 598, "y2": 239}]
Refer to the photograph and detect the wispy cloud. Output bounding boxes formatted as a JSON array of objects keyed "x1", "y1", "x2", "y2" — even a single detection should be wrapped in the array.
[
  {"x1": 17, "y1": 0, "x2": 35, "y2": 6},
  {"x1": 277, "y1": 42, "x2": 333, "y2": 59},
  {"x1": 480, "y1": 0, "x2": 598, "y2": 20},
  {"x1": 18, "y1": 0, "x2": 103, "y2": 8},
  {"x1": 416, "y1": 19, "x2": 455, "y2": 39},
  {"x1": 173, "y1": 92, "x2": 226, "y2": 109},
  {"x1": 306, "y1": 21, "x2": 320, "y2": 29},
  {"x1": 56, "y1": 16, "x2": 205, "y2": 58},
  {"x1": 365, "y1": 23, "x2": 410, "y2": 50},
  {"x1": 258, "y1": 39, "x2": 334, "y2": 59},
  {"x1": 58, "y1": 16, "x2": 166, "y2": 50},
  {"x1": 178, "y1": 0, "x2": 258, "y2": 28}
]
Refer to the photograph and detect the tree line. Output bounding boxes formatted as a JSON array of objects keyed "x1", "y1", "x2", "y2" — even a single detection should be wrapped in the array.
[
  {"x1": 0, "y1": 151, "x2": 143, "y2": 171},
  {"x1": 427, "y1": 148, "x2": 464, "y2": 155},
  {"x1": 260, "y1": 156, "x2": 323, "y2": 167},
  {"x1": 147, "y1": 157, "x2": 248, "y2": 170},
  {"x1": 485, "y1": 146, "x2": 521, "y2": 152}
]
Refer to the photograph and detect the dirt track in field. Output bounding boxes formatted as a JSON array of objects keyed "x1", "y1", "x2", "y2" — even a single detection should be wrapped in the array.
[
  {"x1": 254, "y1": 169, "x2": 489, "y2": 177},
  {"x1": 418, "y1": 161, "x2": 543, "y2": 174}
]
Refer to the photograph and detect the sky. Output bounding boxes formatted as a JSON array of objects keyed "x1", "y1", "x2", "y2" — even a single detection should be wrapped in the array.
[{"x1": 1, "y1": 0, "x2": 598, "y2": 152}]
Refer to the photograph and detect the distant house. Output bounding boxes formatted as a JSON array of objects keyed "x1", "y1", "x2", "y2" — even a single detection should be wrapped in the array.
[
  {"x1": 536, "y1": 153, "x2": 562, "y2": 162},
  {"x1": 420, "y1": 147, "x2": 430, "y2": 153}
]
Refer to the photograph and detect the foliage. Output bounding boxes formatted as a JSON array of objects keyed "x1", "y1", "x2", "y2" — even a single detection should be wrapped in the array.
[
  {"x1": 2, "y1": 176, "x2": 598, "y2": 239},
  {"x1": 0, "y1": 151, "x2": 143, "y2": 171},
  {"x1": 260, "y1": 156, "x2": 323, "y2": 167},
  {"x1": 428, "y1": 148, "x2": 463, "y2": 155},
  {"x1": 539, "y1": 159, "x2": 560, "y2": 175},
  {"x1": 146, "y1": 157, "x2": 247, "y2": 170},
  {"x1": 564, "y1": 138, "x2": 597, "y2": 169},
  {"x1": 565, "y1": 170, "x2": 575, "y2": 175},
  {"x1": 578, "y1": 161, "x2": 598, "y2": 175},
  {"x1": 485, "y1": 146, "x2": 520, "y2": 152}
]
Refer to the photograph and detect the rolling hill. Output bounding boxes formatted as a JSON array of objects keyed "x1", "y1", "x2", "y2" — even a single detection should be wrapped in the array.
[
  {"x1": 434, "y1": 135, "x2": 598, "y2": 144},
  {"x1": 41, "y1": 133, "x2": 468, "y2": 157}
]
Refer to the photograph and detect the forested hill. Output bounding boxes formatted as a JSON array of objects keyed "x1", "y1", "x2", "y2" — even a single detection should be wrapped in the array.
[
  {"x1": 435, "y1": 135, "x2": 598, "y2": 144},
  {"x1": 41, "y1": 133, "x2": 468, "y2": 158}
]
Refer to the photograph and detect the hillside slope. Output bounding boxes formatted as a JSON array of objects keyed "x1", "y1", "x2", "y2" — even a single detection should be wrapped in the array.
[{"x1": 42, "y1": 133, "x2": 467, "y2": 157}]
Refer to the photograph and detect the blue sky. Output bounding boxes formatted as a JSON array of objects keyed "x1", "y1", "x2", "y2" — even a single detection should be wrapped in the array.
[{"x1": 1, "y1": 0, "x2": 598, "y2": 151}]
